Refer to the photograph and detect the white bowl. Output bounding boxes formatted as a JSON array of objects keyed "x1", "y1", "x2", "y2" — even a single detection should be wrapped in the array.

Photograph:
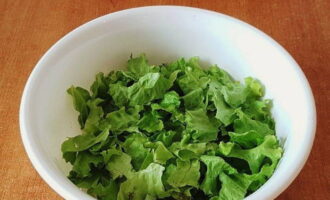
[{"x1": 20, "y1": 6, "x2": 316, "y2": 200}]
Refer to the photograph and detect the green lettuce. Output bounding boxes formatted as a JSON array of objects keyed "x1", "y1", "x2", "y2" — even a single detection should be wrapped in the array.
[
  {"x1": 67, "y1": 86, "x2": 91, "y2": 128},
  {"x1": 186, "y1": 108, "x2": 221, "y2": 143},
  {"x1": 164, "y1": 159, "x2": 200, "y2": 188},
  {"x1": 102, "y1": 149, "x2": 133, "y2": 179},
  {"x1": 62, "y1": 54, "x2": 283, "y2": 200},
  {"x1": 117, "y1": 163, "x2": 167, "y2": 200}
]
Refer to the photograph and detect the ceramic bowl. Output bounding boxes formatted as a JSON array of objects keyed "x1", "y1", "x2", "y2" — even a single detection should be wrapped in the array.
[{"x1": 20, "y1": 6, "x2": 316, "y2": 200}]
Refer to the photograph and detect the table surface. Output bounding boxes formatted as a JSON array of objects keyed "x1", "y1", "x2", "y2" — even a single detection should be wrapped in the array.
[{"x1": 1, "y1": 0, "x2": 329, "y2": 199}]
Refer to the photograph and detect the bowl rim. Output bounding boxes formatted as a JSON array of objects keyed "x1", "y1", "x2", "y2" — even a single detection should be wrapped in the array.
[{"x1": 19, "y1": 5, "x2": 316, "y2": 200}]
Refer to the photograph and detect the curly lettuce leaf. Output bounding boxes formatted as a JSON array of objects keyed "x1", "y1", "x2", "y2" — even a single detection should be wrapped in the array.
[
  {"x1": 153, "y1": 142, "x2": 174, "y2": 165},
  {"x1": 105, "y1": 106, "x2": 140, "y2": 133},
  {"x1": 186, "y1": 108, "x2": 221, "y2": 142},
  {"x1": 154, "y1": 130, "x2": 177, "y2": 147},
  {"x1": 88, "y1": 179, "x2": 119, "y2": 200},
  {"x1": 123, "y1": 133, "x2": 151, "y2": 170},
  {"x1": 219, "y1": 135, "x2": 282, "y2": 173},
  {"x1": 164, "y1": 159, "x2": 200, "y2": 188},
  {"x1": 183, "y1": 88, "x2": 206, "y2": 110},
  {"x1": 177, "y1": 58, "x2": 210, "y2": 94},
  {"x1": 138, "y1": 111, "x2": 164, "y2": 133},
  {"x1": 208, "y1": 81, "x2": 236, "y2": 126},
  {"x1": 153, "y1": 91, "x2": 181, "y2": 113},
  {"x1": 244, "y1": 77, "x2": 264, "y2": 98},
  {"x1": 91, "y1": 72, "x2": 109, "y2": 99},
  {"x1": 102, "y1": 149, "x2": 133, "y2": 179},
  {"x1": 128, "y1": 73, "x2": 172, "y2": 106},
  {"x1": 117, "y1": 163, "x2": 167, "y2": 200},
  {"x1": 221, "y1": 82, "x2": 248, "y2": 108},
  {"x1": 207, "y1": 65, "x2": 234, "y2": 86},
  {"x1": 200, "y1": 155, "x2": 237, "y2": 196},
  {"x1": 83, "y1": 98, "x2": 104, "y2": 134},
  {"x1": 169, "y1": 142, "x2": 207, "y2": 161},
  {"x1": 67, "y1": 86, "x2": 91, "y2": 128},
  {"x1": 127, "y1": 54, "x2": 159, "y2": 79},
  {"x1": 108, "y1": 82, "x2": 129, "y2": 107},
  {"x1": 211, "y1": 173, "x2": 253, "y2": 200},
  {"x1": 61, "y1": 126, "x2": 110, "y2": 154},
  {"x1": 234, "y1": 110, "x2": 274, "y2": 135},
  {"x1": 72, "y1": 151, "x2": 103, "y2": 177}
]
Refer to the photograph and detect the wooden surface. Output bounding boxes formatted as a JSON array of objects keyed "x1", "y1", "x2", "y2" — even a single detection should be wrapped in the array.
[{"x1": 0, "y1": 0, "x2": 329, "y2": 199}]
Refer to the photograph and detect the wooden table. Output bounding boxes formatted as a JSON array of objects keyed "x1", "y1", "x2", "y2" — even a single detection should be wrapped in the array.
[{"x1": 1, "y1": 0, "x2": 329, "y2": 199}]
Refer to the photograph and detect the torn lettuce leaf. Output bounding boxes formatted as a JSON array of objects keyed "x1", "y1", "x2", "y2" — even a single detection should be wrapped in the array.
[
  {"x1": 67, "y1": 86, "x2": 91, "y2": 128},
  {"x1": 186, "y1": 108, "x2": 221, "y2": 143},
  {"x1": 164, "y1": 159, "x2": 200, "y2": 188},
  {"x1": 219, "y1": 135, "x2": 282, "y2": 174},
  {"x1": 117, "y1": 163, "x2": 167, "y2": 200},
  {"x1": 101, "y1": 148, "x2": 133, "y2": 179},
  {"x1": 62, "y1": 54, "x2": 282, "y2": 200}
]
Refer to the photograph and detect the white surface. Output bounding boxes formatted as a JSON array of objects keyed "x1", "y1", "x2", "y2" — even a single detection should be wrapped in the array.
[{"x1": 20, "y1": 6, "x2": 316, "y2": 200}]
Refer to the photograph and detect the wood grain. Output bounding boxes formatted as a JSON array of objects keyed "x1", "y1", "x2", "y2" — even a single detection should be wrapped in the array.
[{"x1": 0, "y1": 0, "x2": 329, "y2": 199}]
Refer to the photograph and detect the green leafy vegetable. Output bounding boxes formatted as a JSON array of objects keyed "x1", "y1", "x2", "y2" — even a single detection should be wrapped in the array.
[
  {"x1": 72, "y1": 151, "x2": 103, "y2": 177},
  {"x1": 128, "y1": 72, "x2": 173, "y2": 106},
  {"x1": 153, "y1": 142, "x2": 174, "y2": 165},
  {"x1": 67, "y1": 86, "x2": 91, "y2": 128},
  {"x1": 164, "y1": 159, "x2": 200, "y2": 188},
  {"x1": 208, "y1": 83, "x2": 236, "y2": 126},
  {"x1": 62, "y1": 54, "x2": 283, "y2": 200},
  {"x1": 117, "y1": 163, "x2": 167, "y2": 200},
  {"x1": 123, "y1": 133, "x2": 151, "y2": 170},
  {"x1": 186, "y1": 108, "x2": 221, "y2": 142},
  {"x1": 105, "y1": 106, "x2": 140, "y2": 133},
  {"x1": 91, "y1": 72, "x2": 109, "y2": 99},
  {"x1": 138, "y1": 111, "x2": 164, "y2": 133},
  {"x1": 219, "y1": 135, "x2": 282, "y2": 173},
  {"x1": 61, "y1": 126, "x2": 110, "y2": 154},
  {"x1": 102, "y1": 148, "x2": 133, "y2": 179},
  {"x1": 200, "y1": 155, "x2": 237, "y2": 196}
]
